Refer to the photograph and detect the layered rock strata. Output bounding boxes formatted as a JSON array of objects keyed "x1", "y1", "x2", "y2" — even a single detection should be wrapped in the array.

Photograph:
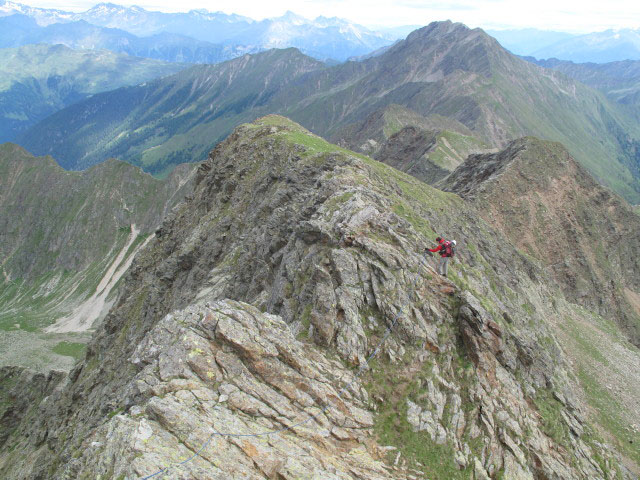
[{"x1": 0, "y1": 117, "x2": 632, "y2": 479}]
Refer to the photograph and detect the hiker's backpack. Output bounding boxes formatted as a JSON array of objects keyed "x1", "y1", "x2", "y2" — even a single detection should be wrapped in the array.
[{"x1": 442, "y1": 241, "x2": 455, "y2": 257}]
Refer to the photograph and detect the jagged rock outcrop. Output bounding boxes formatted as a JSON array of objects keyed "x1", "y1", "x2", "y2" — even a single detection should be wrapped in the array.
[
  {"x1": 65, "y1": 300, "x2": 399, "y2": 479},
  {"x1": 334, "y1": 105, "x2": 490, "y2": 185},
  {"x1": 0, "y1": 117, "x2": 634, "y2": 479},
  {"x1": 441, "y1": 137, "x2": 640, "y2": 346},
  {"x1": 0, "y1": 366, "x2": 67, "y2": 446}
]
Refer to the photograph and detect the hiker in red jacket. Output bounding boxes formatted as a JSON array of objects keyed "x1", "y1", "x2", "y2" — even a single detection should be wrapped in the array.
[
  {"x1": 428, "y1": 236, "x2": 445, "y2": 250},
  {"x1": 426, "y1": 236, "x2": 456, "y2": 277}
]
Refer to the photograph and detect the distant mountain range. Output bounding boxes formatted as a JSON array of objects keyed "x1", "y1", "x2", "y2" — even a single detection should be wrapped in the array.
[
  {"x1": 5, "y1": 1, "x2": 640, "y2": 64},
  {"x1": 482, "y1": 27, "x2": 640, "y2": 63},
  {"x1": 531, "y1": 28, "x2": 640, "y2": 63},
  {"x1": 0, "y1": 0, "x2": 72, "y2": 25},
  {"x1": 486, "y1": 28, "x2": 577, "y2": 56},
  {"x1": 0, "y1": 43, "x2": 185, "y2": 142},
  {"x1": 18, "y1": 21, "x2": 640, "y2": 203},
  {"x1": 524, "y1": 57, "x2": 640, "y2": 108},
  {"x1": 0, "y1": 1, "x2": 399, "y2": 61},
  {"x1": 0, "y1": 14, "x2": 261, "y2": 64}
]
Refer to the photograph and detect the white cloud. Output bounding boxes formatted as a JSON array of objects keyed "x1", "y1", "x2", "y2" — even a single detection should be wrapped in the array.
[{"x1": 18, "y1": 0, "x2": 640, "y2": 33}]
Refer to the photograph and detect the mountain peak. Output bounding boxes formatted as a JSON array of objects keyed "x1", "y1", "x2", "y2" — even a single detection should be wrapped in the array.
[
  {"x1": 277, "y1": 10, "x2": 307, "y2": 24},
  {"x1": 83, "y1": 2, "x2": 144, "y2": 15},
  {"x1": 88, "y1": 2, "x2": 120, "y2": 9},
  {"x1": 406, "y1": 20, "x2": 499, "y2": 49},
  {"x1": 406, "y1": 20, "x2": 469, "y2": 40},
  {"x1": 375, "y1": 20, "x2": 506, "y2": 81}
]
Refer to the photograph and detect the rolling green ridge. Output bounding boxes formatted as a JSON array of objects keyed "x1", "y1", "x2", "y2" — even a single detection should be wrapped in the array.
[
  {"x1": 17, "y1": 47, "x2": 326, "y2": 173},
  {"x1": 0, "y1": 44, "x2": 186, "y2": 142},
  {"x1": 17, "y1": 22, "x2": 640, "y2": 203}
]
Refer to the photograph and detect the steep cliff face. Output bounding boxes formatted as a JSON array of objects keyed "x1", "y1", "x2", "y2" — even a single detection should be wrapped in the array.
[
  {"x1": 0, "y1": 144, "x2": 197, "y2": 370},
  {"x1": 0, "y1": 117, "x2": 635, "y2": 479},
  {"x1": 441, "y1": 137, "x2": 640, "y2": 346},
  {"x1": 0, "y1": 144, "x2": 195, "y2": 281},
  {"x1": 334, "y1": 105, "x2": 491, "y2": 185}
]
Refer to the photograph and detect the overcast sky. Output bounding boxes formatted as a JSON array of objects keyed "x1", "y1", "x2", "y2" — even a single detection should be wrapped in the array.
[{"x1": 21, "y1": 0, "x2": 640, "y2": 33}]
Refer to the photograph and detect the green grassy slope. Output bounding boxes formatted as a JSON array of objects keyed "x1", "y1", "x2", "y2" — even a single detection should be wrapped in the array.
[{"x1": 0, "y1": 44, "x2": 185, "y2": 142}]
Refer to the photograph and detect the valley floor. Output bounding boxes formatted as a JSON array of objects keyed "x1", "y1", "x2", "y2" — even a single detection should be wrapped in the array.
[
  {"x1": 0, "y1": 225, "x2": 150, "y2": 372},
  {"x1": 0, "y1": 329, "x2": 90, "y2": 371}
]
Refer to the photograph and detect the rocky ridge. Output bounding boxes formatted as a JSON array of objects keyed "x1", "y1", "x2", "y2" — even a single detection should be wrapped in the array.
[
  {"x1": 334, "y1": 104, "x2": 491, "y2": 184},
  {"x1": 441, "y1": 137, "x2": 640, "y2": 470},
  {"x1": 441, "y1": 137, "x2": 640, "y2": 346},
  {"x1": 0, "y1": 117, "x2": 634, "y2": 479}
]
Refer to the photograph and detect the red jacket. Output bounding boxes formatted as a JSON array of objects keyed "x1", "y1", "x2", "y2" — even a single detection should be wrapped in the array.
[{"x1": 428, "y1": 238, "x2": 445, "y2": 254}]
